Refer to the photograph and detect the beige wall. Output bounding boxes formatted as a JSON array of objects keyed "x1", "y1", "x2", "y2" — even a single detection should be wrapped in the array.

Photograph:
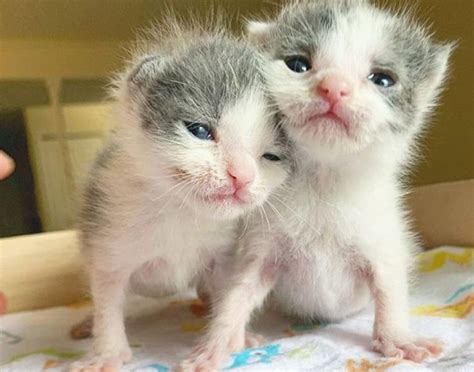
[
  {"x1": 403, "y1": 0, "x2": 474, "y2": 186},
  {"x1": 0, "y1": 40, "x2": 125, "y2": 79}
]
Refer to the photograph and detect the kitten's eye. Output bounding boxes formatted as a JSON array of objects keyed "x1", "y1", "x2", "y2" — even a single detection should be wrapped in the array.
[
  {"x1": 184, "y1": 121, "x2": 214, "y2": 140},
  {"x1": 262, "y1": 153, "x2": 281, "y2": 162},
  {"x1": 284, "y1": 56, "x2": 311, "y2": 73},
  {"x1": 368, "y1": 71, "x2": 396, "y2": 88}
]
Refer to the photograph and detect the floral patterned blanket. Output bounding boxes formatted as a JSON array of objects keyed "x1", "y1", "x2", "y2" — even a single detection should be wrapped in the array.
[{"x1": 1, "y1": 246, "x2": 473, "y2": 371}]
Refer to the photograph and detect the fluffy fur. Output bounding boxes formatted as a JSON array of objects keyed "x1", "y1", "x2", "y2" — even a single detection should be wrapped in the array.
[
  {"x1": 70, "y1": 20, "x2": 292, "y2": 372},
  {"x1": 181, "y1": 1, "x2": 453, "y2": 370}
]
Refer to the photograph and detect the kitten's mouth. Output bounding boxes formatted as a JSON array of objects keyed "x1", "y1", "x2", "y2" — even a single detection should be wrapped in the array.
[
  {"x1": 307, "y1": 111, "x2": 349, "y2": 131},
  {"x1": 208, "y1": 193, "x2": 246, "y2": 205},
  {"x1": 200, "y1": 188, "x2": 251, "y2": 206}
]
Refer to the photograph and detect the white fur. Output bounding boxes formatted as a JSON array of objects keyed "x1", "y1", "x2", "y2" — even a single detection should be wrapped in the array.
[
  {"x1": 70, "y1": 47, "x2": 289, "y2": 372},
  {"x1": 180, "y1": 2, "x2": 451, "y2": 370}
]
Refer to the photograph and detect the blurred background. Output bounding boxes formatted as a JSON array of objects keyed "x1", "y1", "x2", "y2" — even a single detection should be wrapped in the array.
[{"x1": 0, "y1": 0, "x2": 472, "y2": 237}]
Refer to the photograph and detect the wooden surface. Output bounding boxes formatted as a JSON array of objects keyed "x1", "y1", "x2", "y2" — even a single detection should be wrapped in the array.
[
  {"x1": 407, "y1": 179, "x2": 474, "y2": 249},
  {"x1": 0, "y1": 180, "x2": 472, "y2": 313},
  {"x1": 0, "y1": 230, "x2": 87, "y2": 313}
]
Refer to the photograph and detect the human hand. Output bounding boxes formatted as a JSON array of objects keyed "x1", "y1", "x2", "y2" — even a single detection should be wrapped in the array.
[{"x1": 0, "y1": 150, "x2": 15, "y2": 180}]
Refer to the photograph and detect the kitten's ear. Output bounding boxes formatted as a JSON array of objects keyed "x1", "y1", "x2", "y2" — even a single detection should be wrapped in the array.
[
  {"x1": 246, "y1": 20, "x2": 275, "y2": 48},
  {"x1": 415, "y1": 41, "x2": 455, "y2": 115},
  {"x1": 423, "y1": 42, "x2": 455, "y2": 95},
  {"x1": 127, "y1": 55, "x2": 165, "y2": 88}
]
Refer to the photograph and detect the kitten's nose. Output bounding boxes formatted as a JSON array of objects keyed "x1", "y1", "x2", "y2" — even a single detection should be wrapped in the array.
[
  {"x1": 227, "y1": 159, "x2": 256, "y2": 191},
  {"x1": 317, "y1": 74, "x2": 352, "y2": 104}
]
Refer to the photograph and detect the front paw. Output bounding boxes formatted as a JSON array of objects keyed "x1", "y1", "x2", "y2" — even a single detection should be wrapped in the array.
[
  {"x1": 69, "y1": 347, "x2": 132, "y2": 372},
  {"x1": 373, "y1": 333, "x2": 442, "y2": 362},
  {"x1": 178, "y1": 343, "x2": 226, "y2": 372},
  {"x1": 178, "y1": 332, "x2": 265, "y2": 372}
]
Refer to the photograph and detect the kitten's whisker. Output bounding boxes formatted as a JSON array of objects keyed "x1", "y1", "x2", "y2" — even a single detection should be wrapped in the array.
[
  {"x1": 178, "y1": 181, "x2": 197, "y2": 211},
  {"x1": 266, "y1": 200, "x2": 284, "y2": 222},
  {"x1": 261, "y1": 204, "x2": 272, "y2": 233},
  {"x1": 271, "y1": 195, "x2": 321, "y2": 236},
  {"x1": 151, "y1": 179, "x2": 190, "y2": 202},
  {"x1": 239, "y1": 214, "x2": 251, "y2": 239},
  {"x1": 256, "y1": 205, "x2": 267, "y2": 238}
]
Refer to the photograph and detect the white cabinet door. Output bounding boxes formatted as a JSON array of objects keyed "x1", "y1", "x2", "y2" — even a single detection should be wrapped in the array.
[
  {"x1": 25, "y1": 103, "x2": 111, "y2": 232},
  {"x1": 68, "y1": 135, "x2": 105, "y2": 193},
  {"x1": 36, "y1": 138, "x2": 73, "y2": 231},
  {"x1": 35, "y1": 133, "x2": 105, "y2": 231}
]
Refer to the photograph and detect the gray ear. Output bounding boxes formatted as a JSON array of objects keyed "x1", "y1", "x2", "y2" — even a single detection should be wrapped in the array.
[
  {"x1": 127, "y1": 55, "x2": 164, "y2": 88},
  {"x1": 421, "y1": 42, "x2": 455, "y2": 101},
  {"x1": 246, "y1": 20, "x2": 275, "y2": 48},
  {"x1": 427, "y1": 42, "x2": 455, "y2": 90},
  {"x1": 413, "y1": 41, "x2": 455, "y2": 114}
]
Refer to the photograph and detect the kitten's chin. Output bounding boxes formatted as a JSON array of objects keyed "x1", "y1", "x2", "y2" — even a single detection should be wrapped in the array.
[
  {"x1": 286, "y1": 117, "x2": 371, "y2": 160},
  {"x1": 198, "y1": 203, "x2": 251, "y2": 221}
]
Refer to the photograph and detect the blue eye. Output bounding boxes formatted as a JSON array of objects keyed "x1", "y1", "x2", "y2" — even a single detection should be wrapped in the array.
[
  {"x1": 184, "y1": 121, "x2": 214, "y2": 140},
  {"x1": 368, "y1": 71, "x2": 396, "y2": 88},
  {"x1": 284, "y1": 56, "x2": 311, "y2": 73},
  {"x1": 262, "y1": 153, "x2": 281, "y2": 161}
]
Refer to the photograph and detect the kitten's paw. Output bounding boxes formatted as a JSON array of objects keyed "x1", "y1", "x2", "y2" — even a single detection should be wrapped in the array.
[
  {"x1": 373, "y1": 335, "x2": 442, "y2": 362},
  {"x1": 179, "y1": 337, "x2": 235, "y2": 372},
  {"x1": 178, "y1": 360, "x2": 219, "y2": 372},
  {"x1": 69, "y1": 348, "x2": 132, "y2": 372},
  {"x1": 70, "y1": 317, "x2": 93, "y2": 340},
  {"x1": 225, "y1": 330, "x2": 264, "y2": 353},
  {"x1": 178, "y1": 347, "x2": 223, "y2": 372},
  {"x1": 179, "y1": 329, "x2": 252, "y2": 372}
]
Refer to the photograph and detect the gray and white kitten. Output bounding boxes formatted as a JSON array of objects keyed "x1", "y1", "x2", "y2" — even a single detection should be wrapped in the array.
[
  {"x1": 70, "y1": 21, "x2": 291, "y2": 372},
  {"x1": 181, "y1": 0, "x2": 453, "y2": 370}
]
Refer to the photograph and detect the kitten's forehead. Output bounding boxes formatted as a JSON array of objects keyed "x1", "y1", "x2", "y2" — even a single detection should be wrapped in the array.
[
  {"x1": 219, "y1": 89, "x2": 287, "y2": 154},
  {"x1": 273, "y1": 1, "x2": 429, "y2": 72},
  {"x1": 144, "y1": 37, "x2": 264, "y2": 126}
]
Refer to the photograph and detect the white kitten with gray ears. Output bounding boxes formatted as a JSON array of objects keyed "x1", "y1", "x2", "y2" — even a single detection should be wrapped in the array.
[
  {"x1": 181, "y1": 0, "x2": 453, "y2": 370},
  {"x1": 70, "y1": 21, "x2": 292, "y2": 372}
]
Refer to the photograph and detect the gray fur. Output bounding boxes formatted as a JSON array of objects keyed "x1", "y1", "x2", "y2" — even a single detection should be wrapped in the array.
[
  {"x1": 137, "y1": 37, "x2": 266, "y2": 138},
  {"x1": 78, "y1": 143, "x2": 117, "y2": 238},
  {"x1": 268, "y1": 1, "x2": 339, "y2": 58}
]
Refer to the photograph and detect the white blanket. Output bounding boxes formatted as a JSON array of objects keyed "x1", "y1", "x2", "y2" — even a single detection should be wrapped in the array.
[{"x1": 1, "y1": 246, "x2": 473, "y2": 371}]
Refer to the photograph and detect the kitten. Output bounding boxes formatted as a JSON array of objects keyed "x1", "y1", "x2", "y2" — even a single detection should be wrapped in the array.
[
  {"x1": 70, "y1": 20, "x2": 291, "y2": 372},
  {"x1": 180, "y1": 0, "x2": 453, "y2": 370}
]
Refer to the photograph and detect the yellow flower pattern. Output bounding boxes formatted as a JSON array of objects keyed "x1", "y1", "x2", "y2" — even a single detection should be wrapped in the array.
[{"x1": 417, "y1": 248, "x2": 473, "y2": 273}]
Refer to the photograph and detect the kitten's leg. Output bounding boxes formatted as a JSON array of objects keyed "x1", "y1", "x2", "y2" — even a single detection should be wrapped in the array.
[
  {"x1": 369, "y1": 244, "x2": 442, "y2": 362},
  {"x1": 196, "y1": 250, "x2": 234, "y2": 306},
  {"x1": 196, "y1": 259, "x2": 266, "y2": 349},
  {"x1": 70, "y1": 266, "x2": 134, "y2": 372},
  {"x1": 71, "y1": 257, "x2": 169, "y2": 341},
  {"x1": 179, "y1": 254, "x2": 276, "y2": 372}
]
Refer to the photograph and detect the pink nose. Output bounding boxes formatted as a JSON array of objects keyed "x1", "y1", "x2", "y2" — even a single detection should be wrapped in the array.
[
  {"x1": 317, "y1": 74, "x2": 352, "y2": 104},
  {"x1": 227, "y1": 163, "x2": 256, "y2": 191}
]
